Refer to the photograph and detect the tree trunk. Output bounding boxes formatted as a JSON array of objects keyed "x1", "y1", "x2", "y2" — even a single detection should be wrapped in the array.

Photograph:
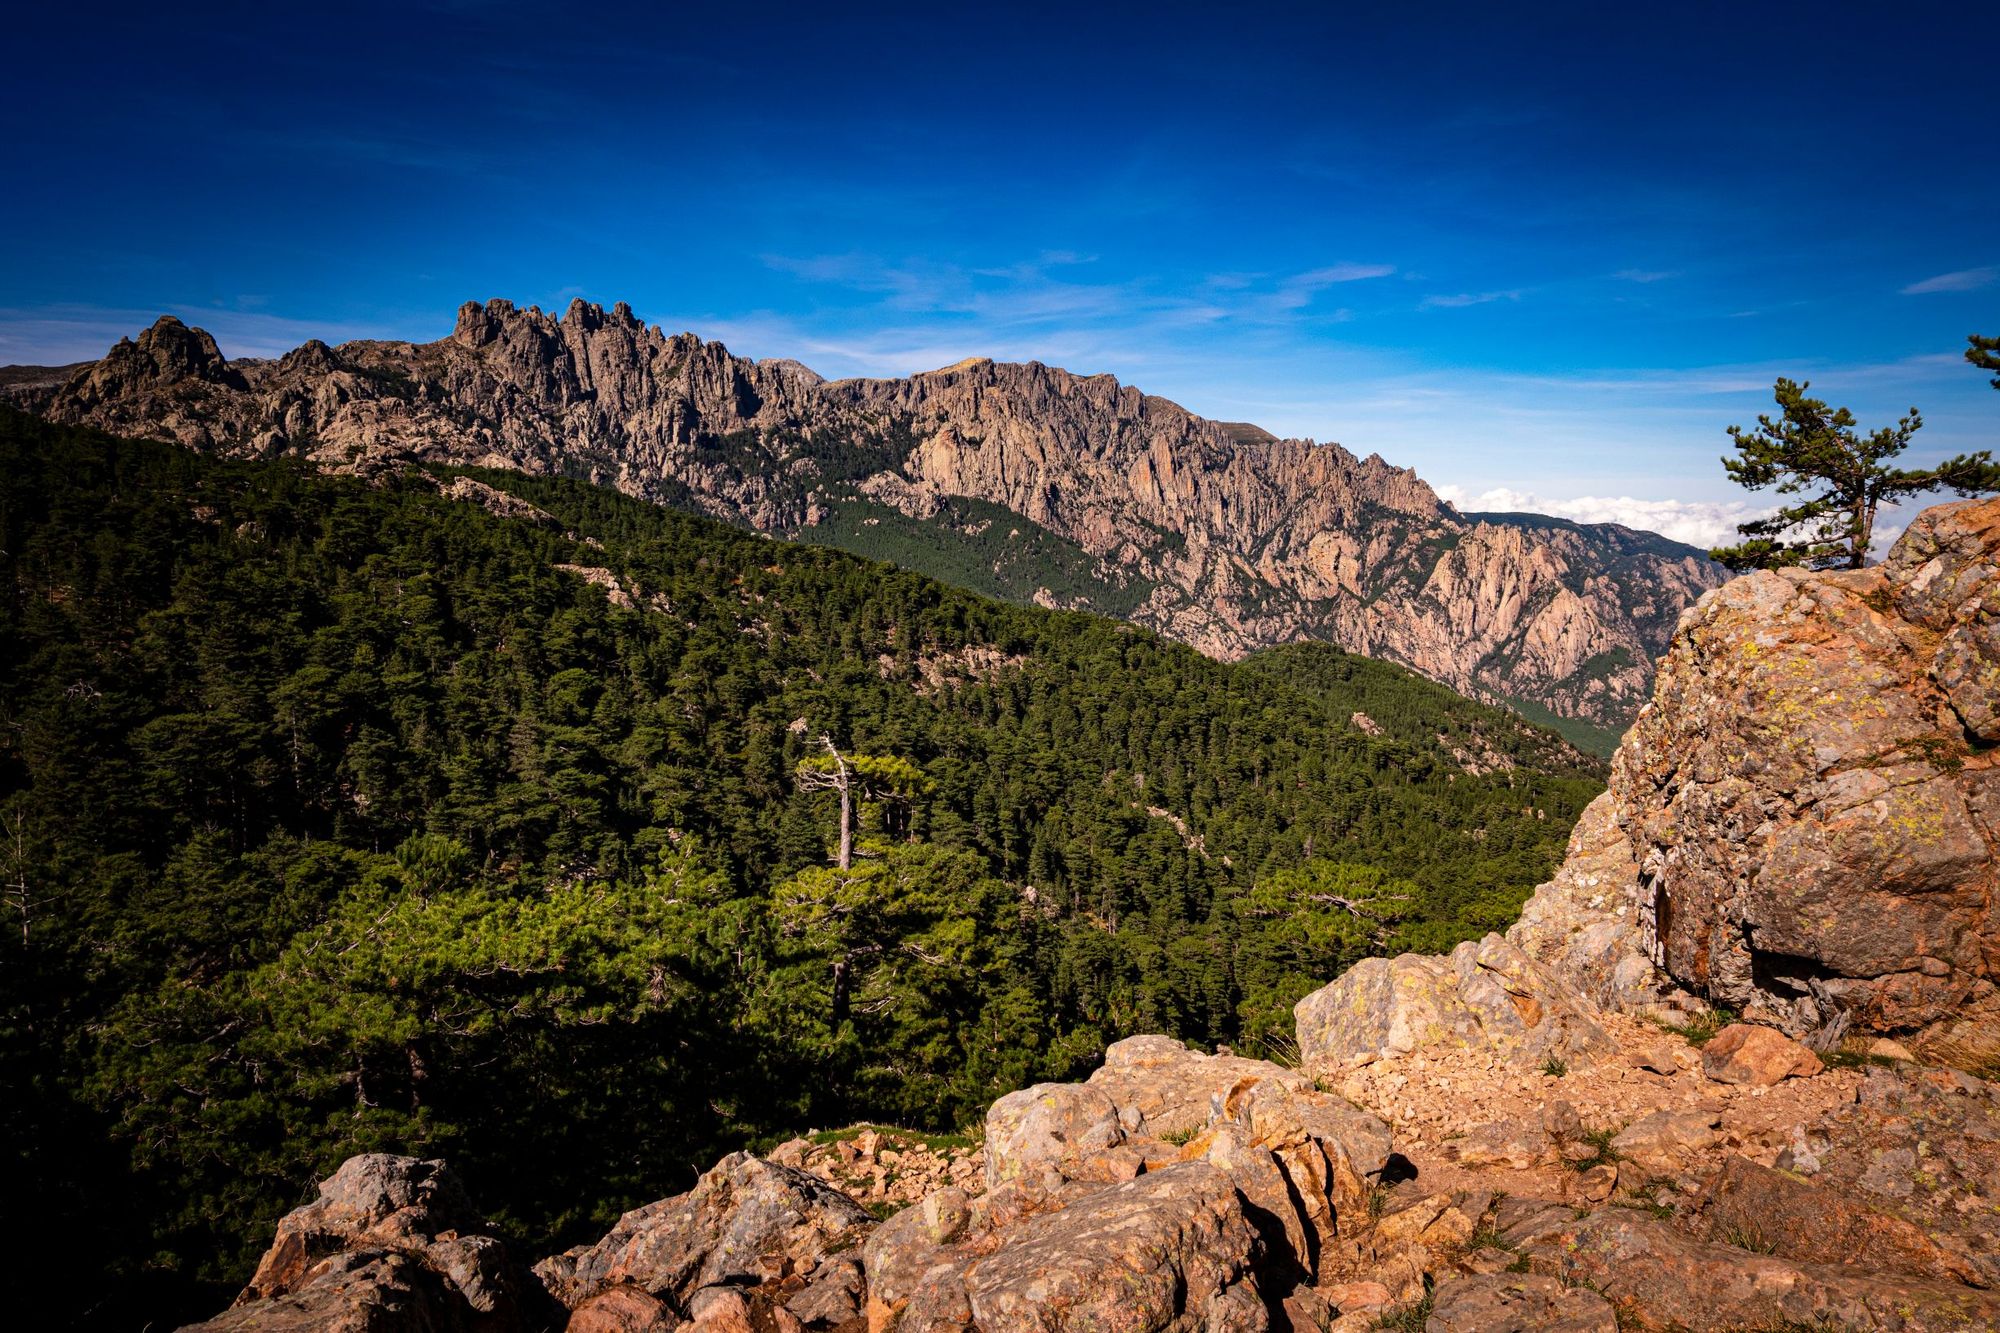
[
  {"x1": 837, "y1": 784, "x2": 852, "y2": 870},
  {"x1": 830, "y1": 957, "x2": 850, "y2": 1028}
]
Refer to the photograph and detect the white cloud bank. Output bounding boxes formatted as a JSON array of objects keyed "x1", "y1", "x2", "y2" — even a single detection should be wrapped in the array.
[{"x1": 1433, "y1": 485, "x2": 1766, "y2": 549}]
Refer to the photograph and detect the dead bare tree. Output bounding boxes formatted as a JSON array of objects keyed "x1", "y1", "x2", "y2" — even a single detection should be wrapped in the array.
[
  {"x1": 794, "y1": 734, "x2": 856, "y2": 870},
  {"x1": 2, "y1": 810, "x2": 42, "y2": 948}
]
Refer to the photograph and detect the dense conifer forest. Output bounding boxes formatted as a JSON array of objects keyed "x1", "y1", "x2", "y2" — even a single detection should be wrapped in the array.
[{"x1": 0, "y1": 409, "x2": 1601, "y2": 1325}]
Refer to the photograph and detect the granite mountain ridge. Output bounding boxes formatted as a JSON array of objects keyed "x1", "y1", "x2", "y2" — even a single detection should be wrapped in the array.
[{"x1": 6, "y1": 298, "x2": 1726, "y2": 742}]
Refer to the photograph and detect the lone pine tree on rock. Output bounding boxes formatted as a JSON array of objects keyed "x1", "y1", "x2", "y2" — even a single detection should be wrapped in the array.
[{"x1": 1712, "y1": 377, "x2": 2000, "y2": 571}]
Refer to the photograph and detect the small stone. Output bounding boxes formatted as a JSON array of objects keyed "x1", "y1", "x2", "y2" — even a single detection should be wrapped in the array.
[{"x1": 1321, "y1": 1279, "x2": 1393, "y2": 1313}]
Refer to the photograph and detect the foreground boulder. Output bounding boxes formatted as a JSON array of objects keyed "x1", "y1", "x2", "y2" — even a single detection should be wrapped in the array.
[
  {"x1": 1522, "y1": 1208, "x2": 2000, "y2": 1331},
  {"x1": 884, "y1": 1163, "x2": 1272, "y2": 1333},
  {"x1": 980, "y1": 1035, "x2": 1393, "y2": 1299},
  {"x1": 180, "y1": 1154, "x2": 551, "y2": 1333},
  {"x1": 1426, "y1": 1272, "x2": 1617, "y2": 1333},
  {"x1": 1698, "y1": 1022, "x2": 1824, "y2": 1085}
]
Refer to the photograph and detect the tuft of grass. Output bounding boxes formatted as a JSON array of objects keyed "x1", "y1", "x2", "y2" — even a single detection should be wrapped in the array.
[
  {"x1": 1660, "y1": 1007, "x2": 1738, "y2": 1046},
  {"x1": 1818, "y1": 1047, "x2": 1898, "y2": 1071},
  {"x1": 1467, "y1": 1226, "x2": 1515, "y2": 1252},
  {"x1": 1542, "y1": 1055, "x2": 1570, "y2": 1078},
  {"x1": 1622, "y1": 1185, "x2": 1675, "y2": 1220},
  {"x1": 1505, "y1": 1253, "x2": 1532, "y2": 1274},
  {"x1": 1371, "y1": 1290, "x2": 1434, "y2": 1331},
  {"x1": 1565, "y1": 1126, "x2": 1623, "y2": 1173},
  {"x1": 1720, "y1": 1223, "x2": 1779, "y2": 1255},
  {"x1": 1159, "y1": 1125, "x2": 1202, "y2": 1147},
  {"x1": 1245, "y1": 1032, "x2": 1303, "y2": 1069}
]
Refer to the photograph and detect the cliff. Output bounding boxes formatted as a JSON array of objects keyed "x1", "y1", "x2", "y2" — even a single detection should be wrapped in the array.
[{"x1": 7, "y1": 300, "x2": 1724, "y2": 736}]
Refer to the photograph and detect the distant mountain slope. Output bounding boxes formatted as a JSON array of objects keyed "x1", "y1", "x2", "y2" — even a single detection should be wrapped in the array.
[{"x1": 5, "y1": 299, "x2": 1725, "y2": 740}]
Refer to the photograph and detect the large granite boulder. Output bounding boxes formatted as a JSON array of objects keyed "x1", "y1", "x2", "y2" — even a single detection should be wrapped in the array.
[
  {"x1": 979, "y1": 1035, "x2": 1392, "y2": 1293},
  {"x1": 1611, "y1": 497, "x2": 2000, "y2": 1069},
  {"x1": 874, "y1": 1162, "x2": 1271, "y2": 1333},
  {"x1": 1293, "y1": 933, "x2": 1614, "y2": 1074}
]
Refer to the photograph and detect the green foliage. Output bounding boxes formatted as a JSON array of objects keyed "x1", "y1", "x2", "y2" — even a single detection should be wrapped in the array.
[
  {"x1": 0, "y1": 409, "x2": 1599, "y2": 1326},
  {"x1": 1712, "y1": 378, "x2": 1999, "y2": 570},
  {"x1": 805, "y1": 495, "x2": 1157, "y2": 618},
  {"x1": 1499, "y1": 694, "x2": 1625, "y2": 758},
  {"x1": 1372, "y1": 1289, "x2": 1435, "y2": 1331},
  {"x1": 1541, "y1": 1055, "x2": 1569, "y2": 1078},
  {"x1": 1969, "y1": 333, "x2": 2000, "y2": 390}
]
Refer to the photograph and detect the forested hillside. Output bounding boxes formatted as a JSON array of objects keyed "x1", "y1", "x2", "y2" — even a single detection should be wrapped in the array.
[{"x1": 0, "y1": 409, "x2": 1600, "y2": 1327}]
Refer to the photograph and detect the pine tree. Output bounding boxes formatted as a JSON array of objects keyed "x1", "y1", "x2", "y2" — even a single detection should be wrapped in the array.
[
  {"x1": 1712, "y1": 378, "x2": 2000, "y2": 571},
  {"x1": 1970, "y1": 333, "x2": 2000, "y2": 390}
]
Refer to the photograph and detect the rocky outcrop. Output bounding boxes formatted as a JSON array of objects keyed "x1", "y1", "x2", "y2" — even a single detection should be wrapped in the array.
[
  {"x1": 1502, "y1": 792, "x2": 1701, "y2": 1022},
  {"x1": 1602, "y1": 496, "x2": 2000, "y2": 1070},
  {"x1": 533, "y1": 1152, "x2": 876, "y2": 1327},
  {"x1": 182, "y1": 1154, "x2": 553, "y2": 1333},
  {"x1": 1304, "y1": 495, "x2": 2000, "y2": 1076},
  {"x1": 8, "y1": 301, "x2": 1724, "y2": 733},
  {"x1": 183, "y1": 1038, "x2": 2000, "y2": 1333}
]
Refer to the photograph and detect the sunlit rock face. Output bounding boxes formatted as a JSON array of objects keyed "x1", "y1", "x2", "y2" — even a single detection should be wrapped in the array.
[{"x1": 1611, "y1": 496, "x2": 2000, "y2": 1071}]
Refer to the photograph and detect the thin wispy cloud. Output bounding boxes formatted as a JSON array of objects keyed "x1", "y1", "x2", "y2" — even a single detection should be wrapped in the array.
[
  {"x1": 1613, "y1": 269, "x2": 1676, "y2": 283},
  {"x1": 1420, "y1": 289, "x2": 1523, "y2": 309},
  {"x1": 1273, "y1": 262, "x2": 1395, "y2": 310},
  {"x1": 1901, "y1": 266, "x2": 1998, "y2": 295}
]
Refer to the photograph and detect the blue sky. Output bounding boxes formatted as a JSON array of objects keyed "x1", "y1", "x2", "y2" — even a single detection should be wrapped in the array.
[{"x1": 4, "y1": 1, "x2": 1996, "y2": 546}]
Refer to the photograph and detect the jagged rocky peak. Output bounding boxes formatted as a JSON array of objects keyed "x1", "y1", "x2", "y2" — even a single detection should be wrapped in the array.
[
  {"x1": 9, "y1": 298, "x2": 1726, "y2": 734},
  {"x1": 97, "y1": 314, "x2": 244, "y2": 389}
]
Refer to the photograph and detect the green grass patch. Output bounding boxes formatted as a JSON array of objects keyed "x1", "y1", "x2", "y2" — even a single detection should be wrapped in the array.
[
  {"x1": 806, "y1": 1123, "x2": 983, "y2": 1153},
  {"x1": 1659, "y1": 1007, "x2": 1738, "y2": 1046}
]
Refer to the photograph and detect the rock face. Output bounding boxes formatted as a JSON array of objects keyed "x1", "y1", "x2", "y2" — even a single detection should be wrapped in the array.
[
  {"x1": 1608, "y1": 496, "x2": 2000, "y2": 1070},
  {"x1": 1311, "y1": 495, "x2": 2000, "y2": 1075},
  {"x1": 532, "y1": 1152, "x2": 876, "y2": 1325},
  {"x1": 1293, "y1": 933, "x2": 1615, "y2": 1075},
  {"x1": 184, "y1": 1042, "x2": 2000, "y2": 1333},
  {"x1": 8, "y1": 302, "x2": 1724, "y2": 733}
]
